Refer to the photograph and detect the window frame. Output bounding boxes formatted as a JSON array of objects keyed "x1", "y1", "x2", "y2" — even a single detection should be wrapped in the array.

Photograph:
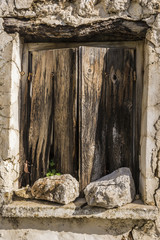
[{"x1": 20, "y1": 41, "x2": 144, "y2": 193}]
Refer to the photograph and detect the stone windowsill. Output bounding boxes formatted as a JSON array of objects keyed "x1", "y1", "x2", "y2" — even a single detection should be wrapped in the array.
[{"x1": 2, "y1": 199, "x2": 158, "y2": 220}]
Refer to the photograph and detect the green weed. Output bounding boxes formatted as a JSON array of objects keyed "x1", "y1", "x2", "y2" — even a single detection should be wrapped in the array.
[{"x1": 46, "y1": 159, "x2": 61, "y2": 177}]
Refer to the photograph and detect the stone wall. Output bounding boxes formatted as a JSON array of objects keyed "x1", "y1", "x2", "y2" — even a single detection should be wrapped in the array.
[
  {"x1": 0, "y1": 23, "x2": 22, "y2": 206},
  {"x1": 0, "y1": 0, "x2": 160, "y2": 239},
  {"x1": 140, "y1": 14, "x2": 160, "y2": 205},
  {"x1": 0, "y1": 217, "x2": 159, "y2": 240}
]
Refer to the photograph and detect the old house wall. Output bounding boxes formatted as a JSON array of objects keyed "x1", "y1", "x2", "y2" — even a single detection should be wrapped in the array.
[
  {"x1": 0, "y1": 0, "x2": 160, "y2": 239},
  {"x1": 0, "y1": 24, "x2": 22, "y2": 206},
  {"x1": 0, "y1": 217, "x2": 158, "y2": 240}
]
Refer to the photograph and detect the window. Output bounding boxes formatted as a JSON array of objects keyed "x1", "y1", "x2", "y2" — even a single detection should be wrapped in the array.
[{"x1": 20, "y1": 43, "x2": 142, "y2": 192}]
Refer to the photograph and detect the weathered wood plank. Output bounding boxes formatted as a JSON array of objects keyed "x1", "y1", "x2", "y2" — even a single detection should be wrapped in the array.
[
  {"x1": 105, "y1": 48, "x2": 136, "y2": 176},
  {"x1": 28, "y1": 50, "x2": 54, "y2": 184},
  {"x1": 79, "y1": 46, "x2": 108, "y2": 191},
  {"x1": 79, "y1": 47, "x2": 137, "y2": 191},
  {"x1": 52, "y1": 48, "x2": 78, "y2": 178},
  {"x1": 21, "y1": 48, "x2": 78, "y2": 185}
]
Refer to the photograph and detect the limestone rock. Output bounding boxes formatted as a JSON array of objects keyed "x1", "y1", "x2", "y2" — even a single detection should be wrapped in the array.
[
  {"x1": 31, "y1": 174, "x2": 79, "y2": 204},
  {"x1": 128, "y1": 2, "x2": 142, "y2": 19},
  {"x1": 0, "y1": 0, "x2": 14, "y2": 16},
  {"x1": 84, "y1": 168, "x2": 135, "y2": 209},
  {"x1": 107, "y1": 0, "x2": 130, "y2": 13},
  {"x1": 76, "y1": 0, "x2": 98, "y2": 16},
  {"x1": 15, "y1": 0, "x2": 33, "y2": 9},
  {"x1": 132, "y1": 221, "x2": 160, "y2": 240},
  {"x1": 14, "y1": 185, "x2": 33, "y2": 199}
]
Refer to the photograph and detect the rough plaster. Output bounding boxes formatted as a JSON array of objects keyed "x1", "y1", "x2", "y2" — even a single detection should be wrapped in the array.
[
  {"x1": 0, "y1": 216, "x2": 159, "y2": 240},
  {"x1": 0, "y1": 0, "x2": 160, "y2": 239},
  {"x1": 0, "y1": 216, "x2": 148, "y2": 240}
]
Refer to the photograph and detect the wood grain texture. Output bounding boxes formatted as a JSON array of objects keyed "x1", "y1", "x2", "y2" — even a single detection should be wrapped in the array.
[
  {"x1": 20, "y1": 50, "x2": 55, "y2": 184},
  {"x1": 27, "y1": 50, "x2": 54, "y2": 184},
  {"x1": 21, "y1": 46, "x2": 138, "y2": 189},
  {"x1": 79, "y1": 46, "x2": 108, "y2": 191},
  {"x1": 79, "y1": 47, "x2": 137, "y2": 191},
  {"x1": 105, "y1": 48, "x2": 136, "y2": 176},
  {"x1": 52, "y1": 48, "x2": 78, "y2": 178}
]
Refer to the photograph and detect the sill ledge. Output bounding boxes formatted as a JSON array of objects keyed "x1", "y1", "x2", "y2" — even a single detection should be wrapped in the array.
[{"x1": 2, "y1": 199, "x2": 158, "y2": 220}]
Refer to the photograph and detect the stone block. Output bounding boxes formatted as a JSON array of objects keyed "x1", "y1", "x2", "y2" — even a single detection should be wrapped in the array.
[
  {"x1": 31, "y1": 174, "x2": 79, "y2": 204},
  {"x1": 84, "y1": 168, "x2": 135, "y2": 209},
  {"x1": 15, "y1": 0, "x2": 33, "y2": 10},
  {"x1": 128, "y1": 2, "x2": 142, "y2": 19},
  {"x1": 141, "y1": 107, "x2": 159, "y2": 138},
  {"x1": 0, "y1": 0, "x2": 14, "y2": 16},
  {"x1": 107, "y1": 0, "x2": 130, "y2": 13},
  {"x1": 139, "y1": 173, "x2": 159, "y2": 205},
  {"x1": 140, "y1": 136, "x2": 156, "y2": 178}
]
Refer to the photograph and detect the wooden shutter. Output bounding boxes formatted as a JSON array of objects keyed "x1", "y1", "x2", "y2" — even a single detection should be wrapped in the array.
[{"x1": 79, "y1": 46, "x2": 136, "y2": 191}]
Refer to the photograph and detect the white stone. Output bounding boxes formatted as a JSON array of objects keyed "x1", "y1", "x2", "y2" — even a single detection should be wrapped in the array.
[
  {"x1": 15, "y1": 0, "x2": 33, "y2": 9},
  {"x1": 84, "y1": 168, "x2": 136, "y2": 209},
  {"x1": 148, "y1": 66, "x2": 160, "y2": 107},
  {"x1": 153, "y1": 14, "x2": 160, "y2": 29},
  {"x1": 107, "y1": 0, "x2": 130, "y2": 13},
  {"x1": 128, "y1": 2, "x2": 142, "y2": 19},
  {"x1": 31, "y1": 174, "x2": 79, "y2": 204},
  {"x1": 139, "y1": 173, "x2": 159, "y2": 205},
  {"x1": 76, "y1": 0, "x2": 98, "y2": 17},
  {"x1": 0, "y1": 31, "x2": 22, "y2": 202},
  {"x1": 0, "y1": 0, "x2": 14, "y2": 16},
  {"x1": 146, "y1": 29, "x2": 160, "y2": 47}
]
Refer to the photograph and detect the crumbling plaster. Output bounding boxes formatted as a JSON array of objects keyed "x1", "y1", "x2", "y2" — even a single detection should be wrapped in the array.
[
  {"x1": 0, "y1": 26, "x2": 22, "y2": 206},
  {"x1": 0, "y1": 0, "x2": 160, "y2": 239}
]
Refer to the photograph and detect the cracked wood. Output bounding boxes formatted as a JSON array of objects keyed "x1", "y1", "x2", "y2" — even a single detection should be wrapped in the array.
[
  {"x1": 79, "y1": 46, "x2": 108, "y2": 191},
  {"x1": 52, "y1": 48, "x2": 78, "y2": 178},
  {"x1": 21, "y1": 50, "x2": 54, "y2": 184},
  {"x1": 79, "y1": 47, "x2": 137, "y2": 191}
]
